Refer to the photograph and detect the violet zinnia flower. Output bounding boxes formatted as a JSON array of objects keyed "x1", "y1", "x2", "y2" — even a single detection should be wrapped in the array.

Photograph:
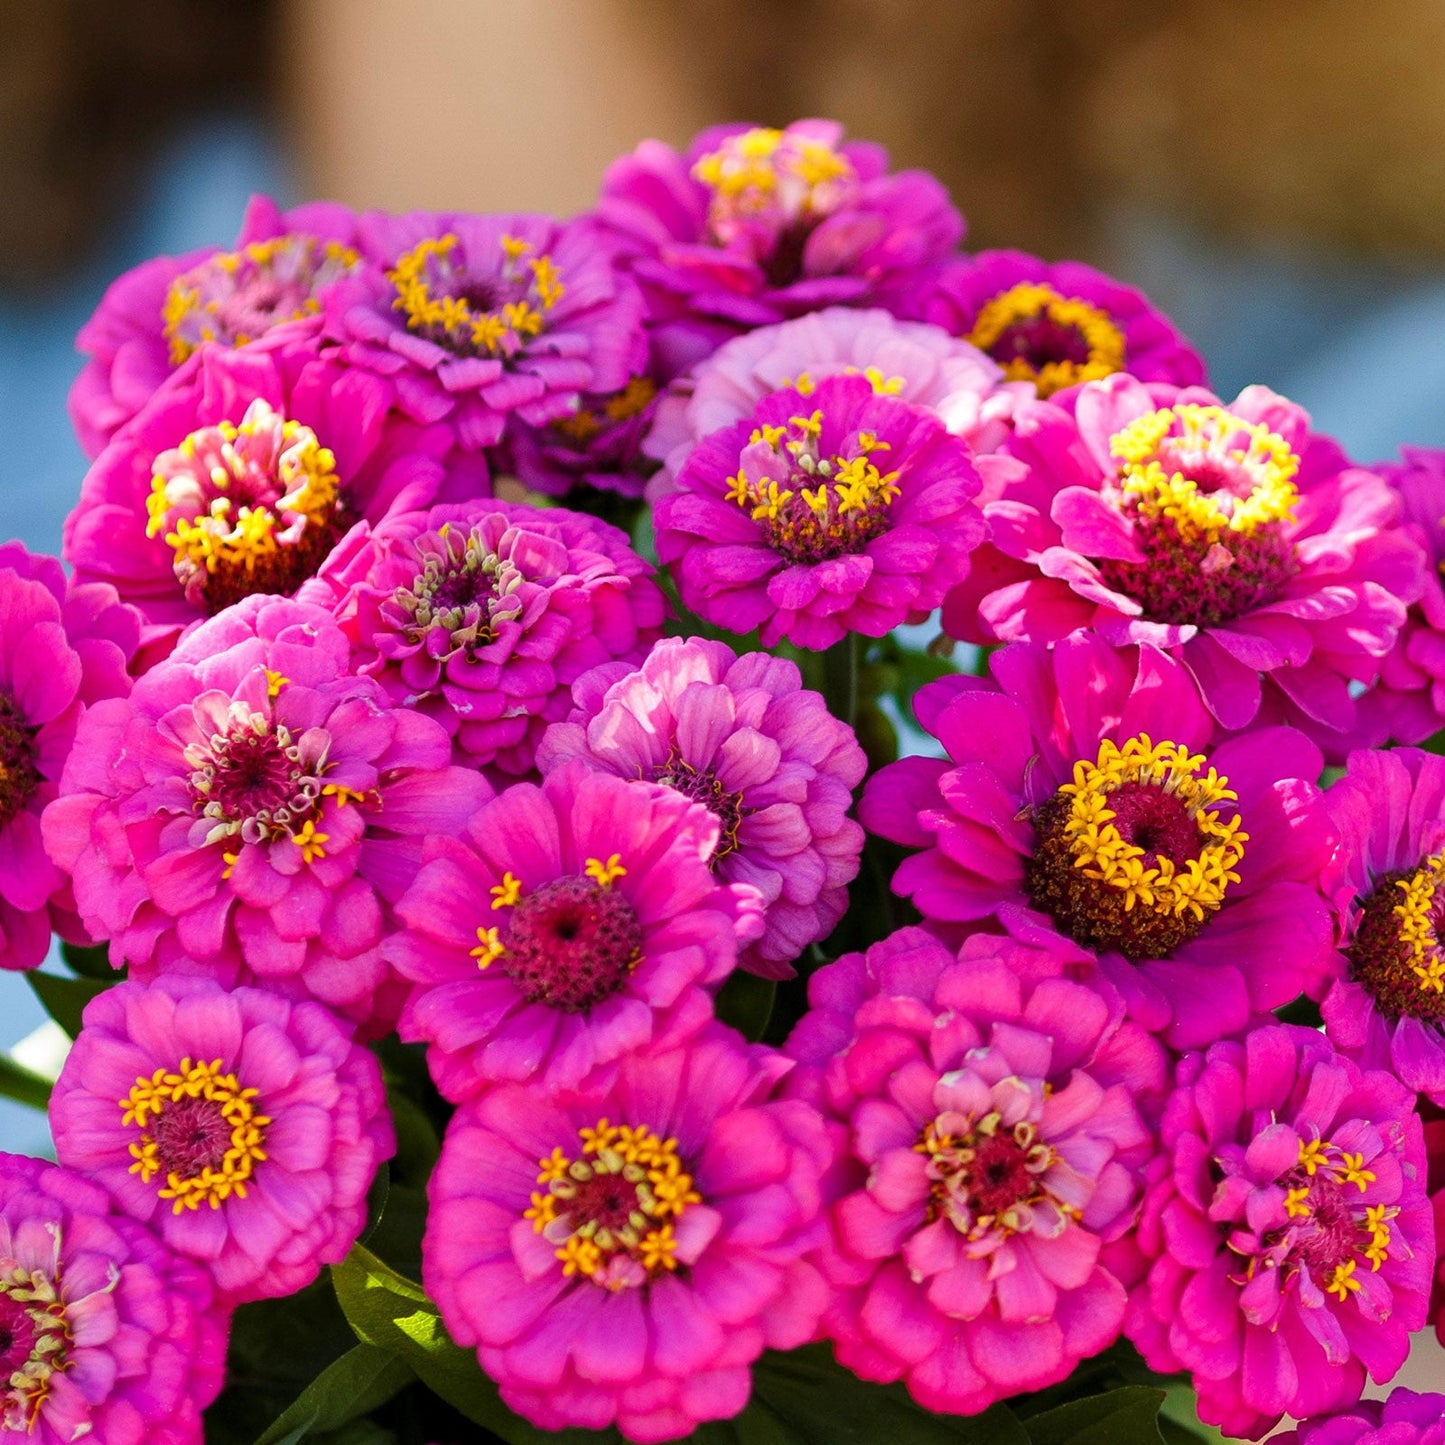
[
  {"x1": 297, "y1": 499, "x2": 666, "y2": 777},
  {"x1": 0, "y1": 544, "x2": 139, "y2": 971},
  {"x1": 942, "y1": 375, "x2": 1428, "y2": 756},
  {"x1": 860, "y1": 633, "x2": 1339, "y2": 1049},
  {"x1": 0, "y1": 1152, "x2": 226, "y2": 1445},
  {"x1": 51, "y1": 975, "x2": 393, "y2": 1306},
  {"x1": 536, "y1": 637, "x2": 867, "y2": 977},
  {"x1": 42, "y1": 594, "x2": 492, "y2": 1034},
  {"x1": 424, "y1": 1025, "x2": 830, "y2": 1442},
  {"x1": 65, "y1": 334, "x2": 488, "y2": 662},
  {"x1": 69, "y1": 193, "x2": 364, "y2": 457},
  {"x1": 597, "y1": 120, "x2": 963, "y2": 379},
  {"x1": 908, "y1": 250, "x2": 1206, "y2": 400},
  {"x1": 1127, "y1": 1025, "x2": 1434, "y2": 1439},
  {"x1": 654, "y1": 373, "x2": 986, "y2": 650},
  {"x1": 787, "y1": 926, "x2": 1164, "y2": 1415},
  {"x1": 388, "y1": 762, "x2": 762, "y2": 1099},
  {"x1": 1276, "y1": 1390, "x2": 1445, "y2": 1445}
]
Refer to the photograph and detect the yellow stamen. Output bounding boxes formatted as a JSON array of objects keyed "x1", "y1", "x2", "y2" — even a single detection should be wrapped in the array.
[
  {"x1": 491, "y1": 872, "x2": 523, "y2": 910},
  {"x1": 966, "y1": 282, "x2": 1126, "y2": 397},
  {"x1": 584, "y1": 855, "x2": 627, "y2": 889}
]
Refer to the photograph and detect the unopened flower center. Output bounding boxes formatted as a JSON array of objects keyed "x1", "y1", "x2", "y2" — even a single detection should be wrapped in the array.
[
  {"x1": 524, "y1": 1117, "x2": 702, "y2": 1290},
  {"x1": 966, "y1": 283, "x2": 1126, "y2": 397},
  {"x1": 651, "y1": 746, "x2": 745, "y2": 864},
  {"x1": 0, "y1": 692, "x2": 41, "y2": 831},
  {"x1": 1025, "y1": 734, "x2": 1247, "y2": 961},
  {"x1": 385, "y1": 524, "x2": 524, "y2": 658},
  {"x1": 121, "y1": 1056, "x2": 271, "y2": 1213},
  {"x1": 162, "y1": 235, "x2": 360, "y2": 366},
  {"x1": 0, "y1": 1251, "x2": 76, "y2": 1432},
  {"x1": 1346, "y1": 853, "x2": 1445, "y2": 1025},
  {"x1": 389, "y1": 232, "x2": 565, "y2": 360},
  {"x1": 146, "y1": 397, "x2": 347, "y2": 614}
]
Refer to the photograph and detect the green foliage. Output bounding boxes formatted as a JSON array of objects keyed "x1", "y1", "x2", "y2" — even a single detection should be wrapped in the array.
[
  {"x1": 1020, "y1": 1386, "x2": 1168, "y2": 1445},
  {"x1": 714, "y1": 970, "x2": 777, "y2": 1041},
  {"x1": 58, "y1": 939, "x2": 117, "y2": 978},
  {"x1": 0, "y1": 1050, "x2": 52, "y2": 1111},
  {"x1": 253, "y1": 1346, "x2": 413, "y2": 1445},
  {"x1": 25, "y1": 968, "x2": 115, "y2": 1038}
]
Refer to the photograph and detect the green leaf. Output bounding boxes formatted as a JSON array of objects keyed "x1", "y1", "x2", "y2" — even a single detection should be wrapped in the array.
[
  {"x1": 714, "y1": 970, "x2": 777, "y2": 1042},
  {"x1": 1275, "y1": 994, "x2": 1324, "y2": 1029},
  {"x1": 0, "y1": 1051, "x2": 52, "y2": 1111},
  {"x1": 26, "y1": 968, "x2": 116, "y2": 1038},
  {"x1": 1022, "y1": 1385, "x2": 1168, "y2": 1445},
  {"x1": 59, "y1": 939, "x2": 116, "y2": 978},
  {"x1": 254, "y1": 1343, "x2": 413, "y2": 1445}
]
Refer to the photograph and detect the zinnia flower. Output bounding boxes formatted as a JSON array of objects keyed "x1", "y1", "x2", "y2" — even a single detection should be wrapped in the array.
[
  {"x1": 388, "y1": 761, "x2": 762, "y2": 1099},
  {"x1": 297, "y1": 499, "x2": 666, "y2": 776},
  {"x1": 423, "y1": 1025, "x2": 831, "y2": 1442},
  {"x1": 942, "y1": 376, "x2": 1428, "y2": 755},
  {"x1": 654, "y1": 373, "x2": 986, "y2": 650},
  {"x1": 0, "y1": 543, "x2": 139, "y2": 971},
  {"x1": 51, "y1": 975, "x2": 393, "y2": 1305},
  {"x1": 42, "y1": 594, "x2": 492, "y2": 1034},
  {"x1": 0, "y1": 1151, "x2": 226, "y2": 1445},
  {"x1": 1275, "y1": 1390, "x2": 1445, "y2": 1445},
  {"x1": 1127, "y1": 1025, "x2": 1434, "y2": 1439},
  {"x1": 788, "y1": 926, "x2": 1164, "y2": 1415},
  {"x1": 536, "y1": 637, "x2": 866, "y2": 977},
  {"x1": 859, "y1": 633, "x2": 1339, "y2": 1048}
]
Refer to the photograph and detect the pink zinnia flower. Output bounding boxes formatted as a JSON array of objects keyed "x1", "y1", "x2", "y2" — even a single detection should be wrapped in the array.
[
  {"x1": 537, "y1": 637, "x2": 866, "y2": 977},
  {"x1": 655, "y1": 373, "x2": 986, "y2": 650},
  {"x1": 51, "y1": 975, "x2": 393, "y2": 1305},
  {"x1": 297, "y1": 499, "x2": 666, "y2": 777},
  {"x1": 1127, "y1": 1025, "x2": 1434, "y2": 1439},
  {"x1": 860, "y1": 634, "x2": 1339, "y2": 1048},
  {"x1": 322, "y1": 211, "x2": 645, "y2": 451},
  {"x1": 788, "y1": 926, "x2": 1164, "y2": 1415},
  {"x1": 0, "y1": 1152, "x2": 226, "y2": 1445},
  {"x1": 907, "y1": 250, "x2": 1206, "y2": 400},
  {"x1": 65, "y1": 334, "x2": 488, "y2": 662},
  {"x1": 942, "y1": 376, "x2": 1428, "y2": 756},
  {"x1": 42, "y1": 594, "x2": 492, "y2": 1034},
  {"x1": 388, "y1": 762, "x2": 762, "y2": 1099},
  {"x1": 0, "y1": 544, "x2": 139, "y2": 971},
  {"x1": 597, "y1": 120, "x2": 963, "y2": 379},
  {"x1": 1276, "y1": 1390, "x2": 1445, "y2": 1445},
  {"x1": 69, "y1": 193, "x2": 365, "y2": 457},
  {"x1": 424, "y1": 1026, "x2": 830, "y2": 1442}
]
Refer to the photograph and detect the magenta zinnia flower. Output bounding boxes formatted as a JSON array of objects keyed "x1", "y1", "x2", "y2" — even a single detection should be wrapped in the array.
[
  {"x1": 388, "y1": 762, "x2": 762, "y2": 1099},
  {"x1": 424, "y1": 1025, "x2": 830, "y2": 1442},
  {"x1": 788, "y1": 926, "x2": 1164, "y2": 1415},
  {"x1": 297, "y1": 499, "x2": 666, "y2": 776},
  {"x1": 655, "y1": 373, "x2": 986, "y2": 650},
  {"x1": 1126, "y1": 1025, "x2": 1434, "y2": 1439},
  {"x1": 1276, "y1": 1390, "x2": 1445, "y2": 1445},
  {"x1": 908, "y1": 250, "x2": 1206, "y2": 400},
  {"x1": 942, "y1": 376, "x2": 1428, "y2": 755},
  {"x1": 860, "y1": 634, "x2": 1338, "y2": 1048},
  {"x1": 51, "y1": 975, "x2": 393, "y2": 1305},
  {"x1": 0, "y1": 1152, "x2": 226, "y2": 1445},
  {"x1": 597, "y1": 120, "x2": 963, "y2": 378},
  {"x1": 42, "y1": 594, "x2": 492, "y2": 1033},
  {"x1": 69, "y1": 193, "x2": 364, "y2": 457},
  {"x1": 536, "y1": 637, "x2": 866, "y2": 977}
]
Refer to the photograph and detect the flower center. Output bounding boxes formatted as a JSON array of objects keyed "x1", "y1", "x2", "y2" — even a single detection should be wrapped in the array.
[
  {"x1": 650, "y1": 746, "x2": 745, "y2": 865},
  {"x1": 473, "y1": 857, "x2": 643, "y2": 1012},
  {"x1": 0, "y1": 1256, "x2": 73, "y2": 1433},
  {"x1": 553, "y1": 376, "x2": 658, "y2": 448},
  {"x1": 1095, "y1": 404, "x2": 1300, "y2": 626},
  {"x1": 383, "y1": 524, "x2": 524, "y2": 657},
  {"x1": 1346, "y1": 854, "x2": 1445, "y2": 1025},
  {"x1": 121, "y1": 1056, "x2": 271, "y2": 1212},
  {"x1": 966, "y1": 283, "x2": 1126, "y2": 397},
  {"x1": 726, "y1": 408, "x2": 900, "y2": 564},
  {"x1": 161, "y1": 235, "x2": 360, "y2": 366},
  {"x1": 523, "y1": 1117, "x2": 703, "y2": 1290},
  {"x1": 388, "y1": 232, "x2": 565, "y2": 360},
  {"x1": 0, "y1": 692, "x2": 41, "y2": 831},
  {"x1": 146, "y1": 397, "x2": 347, "y2": 615},
  {"x1": 1025, "y1": 734, "x2": 1247, "y2": 961}
]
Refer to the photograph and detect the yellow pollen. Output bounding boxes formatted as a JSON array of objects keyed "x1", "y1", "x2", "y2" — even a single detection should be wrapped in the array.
[
  {"x1": 220, "y1": 850, "x2": 240, "y2": 881},
  {"x1": 320, "y1": 783, "x2": 369, "y2": 808},
  {"x1": 292, "y1": 818, "x2": 329, "y2": 865},
  {"x1": 1324, "y1": 1259, "x2": 1362, "y2": 1301},
  {"x1": 966, "y1": 282, "x2": 1126, "y2": 397},
  {"x1": 691, "y1": 127, "x2": 855, "y2": 215},
  {"x1": 1331, "y1": 1151, "x2": 1377, "y2": 1192},
  {"x1": 603, "y1": 376, "x2": 657, "y2": 423},
  {"x1": 859, "y1": 366, "x2": 904, "y2": 395},
  {"x1": 1283, "y1": 1186, "x2": 1312, "y2": 1219},
  {"x1": 1298, "y1": 1137, "x2": 1330, "y2": 1177},
  {"x1": 1394, "y1": 852, "x2": 1445, "y2": 993},
  {"x1": 264, "y1": 669, "x2": 289, "y2": 699},
  {"x1": 584, "y1": 855, "x2": 627, "y2": 889},
  {"x1": 471, "y1": 926, "x2": 505, "y2": 970},
  {"x1": 780, "y1": 371, "x2": 816, "y2": 396},
  {"x1": 491, "y1": 872, "x2": 523, "y2": 910}
]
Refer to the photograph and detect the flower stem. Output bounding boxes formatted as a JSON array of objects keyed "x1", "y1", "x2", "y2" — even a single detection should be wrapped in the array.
[{"x1": 823, "y1": 633, "x2": 860, "y2": 729}]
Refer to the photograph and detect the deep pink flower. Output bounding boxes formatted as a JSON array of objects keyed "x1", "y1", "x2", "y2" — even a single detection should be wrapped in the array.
[
  {"x1": 65, "y1": 334, "x2": 488, "y2": 663},
  {"x1": 860, "y1": 634, "x2": 1339, "y2": 1049},
  {"x1": 0, "y1": 1151, "x2": 226, "y2": 1445},
  {"x1": 596, "y1": 120, "x2": 963, "y2": 379},
  {"x1": 942, "y1": 376, "x2": 1428, "y2": 757},
  {"x1": 388, "y1": 762, "x2": 762, "y2": 1099},
  {"x1": 42, "y1": 594, "x2": 492, "y2": 1034},
  {"x1": 788, "y1": 926, "x2": 1164, "y2": 1415},
  {"x1": 536, "y1": 637, "x2": 866, "y2": 977},
  {"x1": 1127, "y1": 1025, "x2": 1434, "y2": 1439},
  {"x1": 69, "y1": 193, "x2": 365, "y2": 457},
  {"x1": 321, "y1": 211, "x2": 645, "y2": 452},
  {"x1": 0, "y1": 543, "x2": 139, "y2": 971},
  {"x1": 907, "y1": 250, "x2": 1206, "y2": 400},
  {"x1": 1276, "y1": 1390, "x2": 1445, "y2": 1445},
  {"x1": 51, "y1": 975, "x2": 393, "y2": 1305},
  {"x1": 424, "y1": 1026, "x2": 831, "y2": 1442},
  {"x1": 655, "y1": 373, "x2": 986, "y2": 650},
  {"x1": 297, "y1": 499, "x2": 666, "y2": 777}
]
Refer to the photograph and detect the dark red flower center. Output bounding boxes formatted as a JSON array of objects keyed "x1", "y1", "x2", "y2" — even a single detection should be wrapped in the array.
[
  {"x1": 1347, "y1": 862, "x2": 1445, "y2": 1025},
  {"x1": 986, "y1": 312, "x2": 1093, "y2": 370},
  {"x1": 0, "y1": 692, "x2": 41, "y2": 830},
  {"x1": 150, "y1": 1095, "x2": 236, "y2": 1176},
  {"x1": 502, "y1": 876, "x2": 643, "y2": 1012},
  {"x1": 651, "y1": 748, "x2": 745, "y2": 864},
  {"x1": 0, "y1": 1297, "x2": 36, "y2": 1376}
]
